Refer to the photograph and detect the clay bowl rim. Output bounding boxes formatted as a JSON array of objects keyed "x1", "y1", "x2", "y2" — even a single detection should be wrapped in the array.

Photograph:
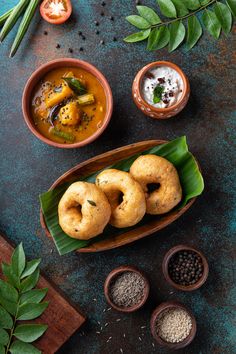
[
  {"x1": 22, "y1": 58, "x2": 113, "y2": 149},
  {"x1": 134, "y1": 60, "x2": 189, "y2": 113},
  {"x1": 162, "y1": 244, "x2": 209, "y2": 292},
  {"x1": 150, "y1": 301, "x2": 197, "y2": 349},
  {"x1": 104, "y1": 265, "x2": 150, "y2": 313}
]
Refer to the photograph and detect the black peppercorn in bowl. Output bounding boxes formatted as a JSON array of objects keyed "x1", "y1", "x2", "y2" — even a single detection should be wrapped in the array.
[
  {"x1": 104, "y1": 265, "x2": 150, "y2": 313},
  {"x1": 162, "y1": 245, "x2": 209, "y2": 291}
]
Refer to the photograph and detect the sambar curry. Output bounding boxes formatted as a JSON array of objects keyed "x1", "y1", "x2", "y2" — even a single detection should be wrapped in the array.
[{"x1": 31, "y1": 67, "x2": 107, "y2": 144}]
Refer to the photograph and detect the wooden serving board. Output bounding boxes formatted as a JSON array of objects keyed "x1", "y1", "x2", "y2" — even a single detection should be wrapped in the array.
[{"x1": 0, "y1": 233, "x2": 86, "y2": 354}]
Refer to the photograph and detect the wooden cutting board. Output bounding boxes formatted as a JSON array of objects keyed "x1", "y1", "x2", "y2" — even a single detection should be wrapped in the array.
[{"x1": 0, "y1": 233, "x2": 86, "y2": 354}]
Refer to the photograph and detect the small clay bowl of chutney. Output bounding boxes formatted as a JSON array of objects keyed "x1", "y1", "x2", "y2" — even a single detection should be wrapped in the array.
[
  {"x1": 104, "y1": 265, "x2": 150, "y2": 313},
  {"x1": 162, "y1": 245, "x2": 209, "y2": 291}
]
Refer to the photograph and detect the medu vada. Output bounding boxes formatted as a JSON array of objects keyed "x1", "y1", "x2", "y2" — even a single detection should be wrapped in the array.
[
  {"x1": 58, "y1": 181, "x2": 111, "y2": 240},
  {"x1": 95, "y1": 169, "x2": 146, "y2": 228},
  {"x1": 130, "y1": 155, "x2": 182, "y2": 215}
]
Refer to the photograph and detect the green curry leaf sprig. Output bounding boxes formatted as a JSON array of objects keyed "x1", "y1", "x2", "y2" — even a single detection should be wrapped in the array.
[
  {"x1": 124, "y1": 0, "x2": 235, "y2": 51},
  {"x1": 0, "y1": 243, "x2": 49, "y2": 354}
]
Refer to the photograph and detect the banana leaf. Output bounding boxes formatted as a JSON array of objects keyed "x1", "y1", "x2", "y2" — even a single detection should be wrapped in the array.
[{"x1": 40, "y1": 136, "x2": 204, "y2": 255}]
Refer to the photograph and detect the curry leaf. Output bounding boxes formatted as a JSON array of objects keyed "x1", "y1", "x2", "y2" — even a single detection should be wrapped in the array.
[
  {"x1": 187, "y1": 16, "x2": 202, "y2": 49},
  {"x1": 14, "y1": 324, "x2": 48, "y2": 343},
  {"x1": 0, "y1": 295, "x2": 17, "y2": 315},
  {"x1": 2, "y1": 262, "x2": 20, "y2": 289},
  {"x1": 0, "y1": 305, "x2": 13, "y2": 329},
  {"x1": 182, "y1": 0, "x2": 201, "y2": 10},
  {"x1": 124, "y1": 29, "x2": 151, "y2": 42},
  {"x1": 147, "y1": 26, "x2": 170, "y2": 50},
  {"x1": 202, "y1": 9, "x2": 221, "y2": 39},
  {"x1": 21, "y1": 259, "x2": 41, "y2": 279},
  {"x1": 0, "y1": 346, "x2": 4, "y2": 354},
  {"x1": 20, "y1": 288, "x2": 48, "y2": 305},
  {"x1": 171, "y1": 0, "x2": 189, "y2": 16},
  {"x1": 11, "y1": 243, "x2": 25, "y2": 277},
  {"x1": 226, "y1": 0, "x2": 236, "y2": 17},
  {"x1": 10, "y1": 340, "x2": 41, "y2": 354},
  {"x1": 17, "y1": 302, "x2": 49, "y2": 320},
  {"x1": 63, "y1": 78, "x2": 87, "y2": 95},
  {"x1": 0, "y1": 279, "x2": 18, "y2": 303},
  {"x1": 157, "y1": 0, "x2": 177, "y2": 18},
  {"x1": 126, "y1": 15, "x2": 150, "y2": 29},
  {"x1": 168, "y1": 21, "x2": 186, "y2": 52},
  {"x1": 214, "y1": 2, "x2": 232, "y2": 34},
  {"x1": 0, "y1": 328, "x2": 9, "y2": 345},
  {"x1": 20, "y1": 268, "x2": 39, "y2": 293},
  {"x1": 200, "y1": 0, "x2": 211, "y2": 4},
  {"x1": 153, "y1": 85, "x2": 164, "y2": 104},
  {"x1": 137, "y1": 6, "x2": 161, "y2": 24}
]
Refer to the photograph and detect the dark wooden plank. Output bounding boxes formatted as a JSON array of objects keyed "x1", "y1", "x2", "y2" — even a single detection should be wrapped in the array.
[{"x1": 0, "y1": 233, "x2": 86, "y2": 354}]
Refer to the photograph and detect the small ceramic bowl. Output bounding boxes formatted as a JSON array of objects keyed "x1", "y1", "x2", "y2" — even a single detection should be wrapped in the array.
[
  {"x1": 22, "y1": 58, "x2": 113, "y2": 148},
  {"x1": 104, "y1": 265, "x2": 150, "y2": 313},
  {"x1": 150, "y1": 301, "x2": 197, "y2": 350},
  {"x1": 162, "y1": 245, "x2": 209, "y2": 291},
  {"x1": 132, "y1": 61, "x2": 190, "y2": 119}
]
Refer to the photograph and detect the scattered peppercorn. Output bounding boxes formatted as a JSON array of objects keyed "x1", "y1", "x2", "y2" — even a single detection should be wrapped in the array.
[
  {"x1": 56, "y1": 44, "x2": 60, "y2": 49},
  {"x1": 82, "y1": 35, "x2": 86, "y2": 41},
  {"x1": 100, "y1": 11, "x2": 104, "y2": 16},
  {"x1": 95, "y1": 21, "x2": 99, "y2": 26},
  {"x1": 110, "y1": 16, "x2": 114, "y2": 21},
  {"x1": 95, "y1": 30, "x2": 100, "y2": 35},
  {"x1": 100, "y1": 40, "x2": 105, "y2": 45},
  {"x1": 78, "y1": 31, "x2": 82, "y2": 36},
  {"x1": 101, "y1": 1, "x2": 106, "y2": 6},
  {"x1": 168, "y1": 250, "x2": 204, "y2": 286},
  {"x1": 68, "y1": 48, "x2": 73, "y2": 53},
  {"x1": 79, "y1": 47, "x2": 84, "y2": 51},
  {"x1": 43, "y1": 30, "x2": 48, "y2": 35},
  {"x1": 113, "y1": 37, "x2": 117, "y2": 41},
  {"x1": 136, "y1": 0, "x2": 141, "y2": 4}
]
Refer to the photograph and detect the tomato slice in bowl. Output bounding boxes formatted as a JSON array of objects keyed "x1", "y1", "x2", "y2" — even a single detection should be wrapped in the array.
[{"x1": 40, "y1": 0, "x2": 72, "y2": 25}]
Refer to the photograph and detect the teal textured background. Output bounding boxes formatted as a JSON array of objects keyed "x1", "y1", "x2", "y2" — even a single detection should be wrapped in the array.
[{"x1": 0, "y1": 1, "x2": 235, "y2": 353}]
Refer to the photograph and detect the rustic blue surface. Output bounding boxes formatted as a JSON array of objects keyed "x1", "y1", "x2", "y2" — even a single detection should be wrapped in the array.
[{"x1": 0, "y1": 1, "x2": 235, "y2": 353}]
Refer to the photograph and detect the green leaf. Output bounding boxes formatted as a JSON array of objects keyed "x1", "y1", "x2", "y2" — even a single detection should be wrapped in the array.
[
  {"x1": 182, "y1": 0, "x2": 201, "y2": 10},
  {"x1": 157, "y1": 0, "x2": 177, "y2": 18},
  {"x1": 40, "y1": 136, "x2": 204, "y2": 256},
  {"x1": 124, "y1": 29, "x2": 151, "y2": 43},
  {"x1": 20, "y1": 268, "x2": 39, "y2": 293},
  {"x1": 187, "y1": 15, "x2": 203, "y2": 49},
  {"x1": 171, "y1": 0, "x2": 189, "y2": 16},
  {"x1": 226, "y1": 0, "x2": 236, "y2": 17},
  {"x1": 20, "y1": 288, "x2": 48, "y2": 305},
  {"x1": 0, "y1": 305, "x2": 13, "y2": 329},
  {"x1": 202, "y1": 9, "x2": 221, "y2": 39},
  {"x1": 136, "y1": 6, "x2": 161, "y2": 25},
  {"x1": 62, "y1": 77, "x2": 87, "y2": 95},
  {"x1": 147, "y1": 26, "x2": 170, "y2": 50},
  {"x1": 168, "y1": 21, "x2": 186, "y2": 52},
  {"x1": 153, "y1": 85, "x2": 164, "y2": 104},
  {"x1": 14, "y1": 324, "x2": 48, "y2": 343},
  {"x1": 21, "y1": 259, "x2": 41, "y2": 279},
  {"x1": 0, "y1": 328, "x2": 9, "y2": 345},
  {"x1": 11, "y1": 243, "x2": 25, "y2": 277},
  {"x1": 214, "y1": 2, "x2": 232, "y2": 34},
  {"x1": 0, "y1": 295, "x2": 17, "y2": 316},
  {"x1": 2, "y1": 263, "x2": 20, "y2": 289},
  {"x1": 126, "y1": 15, "x2": 150, "y2": 29},
  {"x1": 0, "y1": 279, "x2": 18, "y2": 303},
  {"x1": 200, "y1": 0, "x2": 211, "y2": 4},
  {"x1": 0, "y1": 345, "x2": 4, "y2": 354},
  {"x1": 17, "y1": 302, "x2": 49, "y2": 320},
  {"x1": 10, "y1": 340, "x2": 41, "y2": 354}
]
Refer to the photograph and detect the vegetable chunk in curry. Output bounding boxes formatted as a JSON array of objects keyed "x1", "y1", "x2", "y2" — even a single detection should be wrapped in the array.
[{"x1": 31, "y1": 67, "x2": 106, "y2": 144}]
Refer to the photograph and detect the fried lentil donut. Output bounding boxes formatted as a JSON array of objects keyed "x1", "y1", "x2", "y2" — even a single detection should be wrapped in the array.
[
  {"x1": 58, "y1": 181, "x2": 111, "y2": 240},
  {"x1": 130, "y1": 155, "x2": 182, "y2": 215},
  {"x1": 95, "y1": 169, "x2": 146, "y2": 228}
]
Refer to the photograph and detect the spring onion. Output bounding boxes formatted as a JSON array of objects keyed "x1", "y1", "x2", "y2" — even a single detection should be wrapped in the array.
[
  {"x1": 0, "y1": 8, "x2": 14, "y2": 27},
  {"x1": 10, "y1": 0, "x2": 40, "y2": 57},
  {"x1": 0, "y1": 0, "x2": 30, "y2": 42},
  {"x1": 52, "y1": 128, "x2": 75, "y2": 142},
  {"x1": 77, "y1": 93, "x2": 95, "y2": 106}
]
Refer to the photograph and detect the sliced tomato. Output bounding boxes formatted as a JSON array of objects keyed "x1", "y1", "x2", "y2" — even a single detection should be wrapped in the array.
[{"x1": 40, "y1": 0, "x2": 72, "y2": 25}]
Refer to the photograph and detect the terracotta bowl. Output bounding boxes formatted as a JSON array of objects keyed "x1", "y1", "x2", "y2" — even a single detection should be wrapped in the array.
[
  {"x1": 150, "y1": 301, "x2": 197, "y2": 349},
  {"x1": 162, "y1": 245, "x2": 209, "y2": 291},
  {"x1": 22, "y1": 58, "x2": 113, "y2": 148},
  {"x1": 132, "y1": 61, "x2": 190, "y2": 119},
  {"x1": 104, "y1": 265, "x2": 150, "y2": 313}
]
